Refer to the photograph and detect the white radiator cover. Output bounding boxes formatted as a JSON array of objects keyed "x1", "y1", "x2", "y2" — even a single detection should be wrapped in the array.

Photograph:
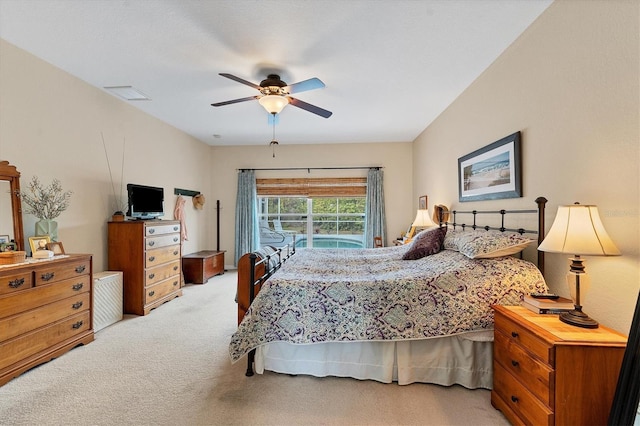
[{"x1": 93, "y1": 271, "x2": 123, "y2": 332}]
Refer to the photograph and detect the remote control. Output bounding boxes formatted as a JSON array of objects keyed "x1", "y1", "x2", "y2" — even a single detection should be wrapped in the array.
[{"x1": 530, "y1": 293, "x2": 560, "y2": 299}]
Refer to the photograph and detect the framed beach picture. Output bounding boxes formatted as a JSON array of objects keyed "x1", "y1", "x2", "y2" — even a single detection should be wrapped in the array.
[
  {"x1": 458, "y1": 131, "x2": 522, "y2": 202},
  {"x1": 0, "y1": 235, "x2": 9, "y2": 244}
]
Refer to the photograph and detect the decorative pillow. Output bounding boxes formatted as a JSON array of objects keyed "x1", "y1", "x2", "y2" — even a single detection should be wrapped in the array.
[
  {"x1": 445, "y1": 230, "x2": 534, "y2": 259},
  {"x1": 402, "y1": 227, "x2": 447, "y2": 260}
]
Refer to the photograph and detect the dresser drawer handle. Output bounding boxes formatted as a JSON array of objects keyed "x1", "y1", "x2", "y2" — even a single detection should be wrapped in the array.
[
  {"x1": 148, "y1": 256, "x2": 156, "y2": 262},
  {"x1": 148, "y1": 273, "x2": 155, "y2": 280},
  {"x1": 72, "y1": 321, "x2": 84, "y2": 329},
  {"x1": 75, "y1": 265, "x2": 86, "y2": 273},
  {"x1": 72, "y1": 283, "x2": 84, "y2": 291},
  {"x1": 173, "y1": 280, "x2": 178, "y2": 286},
  {"x1": 173, "y1": 226, "x2": 179, "y2": 231},
  {"x1": 8, "y1": 278, "x2": 25, "y2": 289},
  {"x1": 72, "y1": 301, "x2": 83, "y2": 309},
  {"x1": 511, "y1": 395, "x2": 519, "y2": 403},
  {"x1": 173, "y1": 250, "x2": 178, "y2": 256},
  {"x1": 173, "y1": 266, "x2": 178, "y2": 271},
  {"x1": 148, "y1": 290, "x2": 155, "y2": 297},
  {"x1": 511, "y1": 360, "x2": 519, "y2": 367},
  {"x1": 173, "y1": 237, "x2": 178, "y2": 243},
  {"x1": 511, "y1": 331, "x2": 519, "y2": 338},
  {"x1": 148, "y1": 241, "x2": 155, "y2": 247},
  {"x1": 41, "y1": 272, "x2": 55, "y2": 281},
  {"x1": 149, "y1": 229, "x2": 155, "y2": 234}
]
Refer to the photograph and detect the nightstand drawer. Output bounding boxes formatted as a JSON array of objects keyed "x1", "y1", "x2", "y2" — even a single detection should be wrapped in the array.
[
  {"x1": 494, "y1": 328, "x2": 553, "y2": 406},
  {"x1": 494, "y1": 363, "x2": 553, "y2": 426},
  {"x1": 495, "y1": 311, "x2": 553, "y2": 366}
]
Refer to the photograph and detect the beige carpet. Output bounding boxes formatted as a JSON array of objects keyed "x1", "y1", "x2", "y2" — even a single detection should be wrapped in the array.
[{"x1": 0, "y1": 269, "x2": 508, "y2": 426}]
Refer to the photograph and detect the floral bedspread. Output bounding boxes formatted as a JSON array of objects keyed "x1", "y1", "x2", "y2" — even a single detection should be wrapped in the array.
[{"x1": 229, "y1": 246, "x2": 547, "y2": 362}]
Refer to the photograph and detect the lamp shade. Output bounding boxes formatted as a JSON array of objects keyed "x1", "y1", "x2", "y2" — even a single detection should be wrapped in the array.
[
  {"x1": 412, "y1": 209, "x2": 436, "y2": 228},
  {"x1": 258, "y1": 95, "x2": 289, "y2": 114},
  {"x1": 538, "y1": 204, "x2": 620, "y2": 256}
]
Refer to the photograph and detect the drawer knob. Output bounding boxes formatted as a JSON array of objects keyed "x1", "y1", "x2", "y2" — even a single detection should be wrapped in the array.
[
  {"x1": 8, "y1": 278, "x2": 25, "y2": 289},
  {"x1": 72, "y1": 321, "x2": 84, "y2": 329},
  {"x1": 75, "y1": 265, "x2": 86, "y2": 273},
  {"x1": 511, "y1": 331, "x2": 519, "y2": 338},
  {"x1": 149, "y1": 229, "x2": 155, "y2": 234},
  {"x1": 173, "y1": 237, "x2": 178, "y2": 242},
  {"x1": 173, "y1": 251, "x2": 178, "y2": 256},
  {"x1": 148, "y1": 273, "x2": 155, "y2": 280},
  {"x1": 149, "y1": 241, "x2": 155, "y2": 247},
  {"x1": 149, "y1": 256, "x2": 156, "y2": 262},
  {"x1": 41, "y1": 272, "x2": 55, "y2": 281},
  {"x1": 173, "y1": 266, "x2": 178, "y2": 271},
  {"x1": 511, "y1": 360, "x2": 519, "y2": 367},
  {"x1": 72, "y1": 283, "x2": 84, "y2": 291},
  {"x1": 173, "y1": 280, "x2": 178, "y2": 286},
  {"x1": 511, "y1": 395, "x2": 519, "y2": 403},
  {"x1": 72, "y1": 301, "x2": 83, "y2": 309},
  {"x1": 173, "y1": 226, "x2": 179, "y2": 231},
  {"x1": 149, "y1": 290, "x2": 155, "y2": 297}
]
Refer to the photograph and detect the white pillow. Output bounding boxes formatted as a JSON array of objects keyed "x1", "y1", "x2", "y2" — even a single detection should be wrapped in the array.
[{"x1": 444, "y1": 230, "x2": 535, "y2": 259}]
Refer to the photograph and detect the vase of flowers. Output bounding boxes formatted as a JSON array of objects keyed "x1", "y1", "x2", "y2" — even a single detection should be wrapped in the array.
[{"x1": 20, "y1": 176, "x2": 72, "y2": 241}]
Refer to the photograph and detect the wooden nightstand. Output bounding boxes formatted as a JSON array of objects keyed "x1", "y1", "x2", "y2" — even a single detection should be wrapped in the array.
[{"x1": 491, "y1": 305, "x2": 627, "y2": 425}]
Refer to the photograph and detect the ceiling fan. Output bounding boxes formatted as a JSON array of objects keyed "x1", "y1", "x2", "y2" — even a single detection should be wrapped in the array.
[{"x1": 211, "y1": 73, "x2": 332, "y2": 118}]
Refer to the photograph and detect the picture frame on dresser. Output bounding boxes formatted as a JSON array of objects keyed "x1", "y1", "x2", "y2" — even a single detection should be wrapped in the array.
[
  {"x1": 0, "y1": 235, "x2": 9, "y2": 244},
  {"x1": 28, "y1": 235, "x2": 51, "y2": 255},
  {"x1": 47, "y1": 241, "x2": 65, "y2": 255},
  {"x1": 458, "y1": 131, "x2": 522, "y2": 202}
]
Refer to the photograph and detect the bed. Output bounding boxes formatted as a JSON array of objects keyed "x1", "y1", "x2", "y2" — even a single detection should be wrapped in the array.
[{"x1": 230, "y1": 198, "x2": 549, "y2": 389}]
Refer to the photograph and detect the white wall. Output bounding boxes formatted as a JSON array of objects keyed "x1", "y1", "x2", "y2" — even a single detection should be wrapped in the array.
[
  {"x1": 413, "y1": 0, "x2": 639, "y2": 334},
  {"x1": 0, "y1": 39, "x2": 213, "y2": 272},
  {"x1": 211, "y1": 141, "x2": 413, "y2": 265}
]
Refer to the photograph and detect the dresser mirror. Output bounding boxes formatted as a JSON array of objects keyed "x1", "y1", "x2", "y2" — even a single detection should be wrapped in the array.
[{"x1": 0, "y1": 161, "x2": 25, "y2": 251}]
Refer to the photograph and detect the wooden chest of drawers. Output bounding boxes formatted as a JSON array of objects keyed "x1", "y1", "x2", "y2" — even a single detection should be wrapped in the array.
[
  {"x1": 491, "y1": 305, "x2": 627, "y2": 425},
  {"x1": 182, "y1": 250, "x2": 225, "y2": 284},
  {"x1": 0, "y1": 254, "x2": 93, "y2": 386},
  {"x1": 108, "y1": 220, "x2": 182, "y2": 315}
]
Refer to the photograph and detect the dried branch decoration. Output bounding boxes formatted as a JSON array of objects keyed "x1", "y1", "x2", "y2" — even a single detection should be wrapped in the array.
[{"x1": 20, "y1": 176, "x2": 72, "y2": 220}]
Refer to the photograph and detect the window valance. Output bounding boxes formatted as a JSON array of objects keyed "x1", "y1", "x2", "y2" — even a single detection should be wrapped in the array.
[{"x1": 256, "y1": 177, "x2": 367, "y2": 197}]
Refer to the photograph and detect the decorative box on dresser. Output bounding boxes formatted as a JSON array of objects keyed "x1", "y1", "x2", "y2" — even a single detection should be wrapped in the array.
[
  {"x1": 108, "y1": 220, "x2": 182, "y2": 315},
  {"x1": 491, "y1": 305, "x2": 627, "y2": 426},
  {"x1": 0, "y1": 254, "x2": 93, "y2": 386}
]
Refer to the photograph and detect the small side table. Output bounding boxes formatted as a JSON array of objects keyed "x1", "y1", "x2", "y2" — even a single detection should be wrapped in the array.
[{"x1": 182, "y1": 250, "x2": 225, "y2": 284}]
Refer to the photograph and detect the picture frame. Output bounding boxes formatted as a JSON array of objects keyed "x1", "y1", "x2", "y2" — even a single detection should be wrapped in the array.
[
  {"x1": 458, "y1": 131, "x2": 522, "y2": 202},
  {"x1": 47, "y1": 241, "x2": 65, "y2": 255},
  {"x1": 0, "y1": 235, "x2": 9, "y2": 244},
  {"x1": 29, "y1": 235, "x2": 51, "y2": 255},
  {"x1": 419, "y1": 195, "x2": 428, "y2": 210}
]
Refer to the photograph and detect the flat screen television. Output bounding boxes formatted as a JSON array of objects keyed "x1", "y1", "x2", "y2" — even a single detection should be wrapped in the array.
[{"x1": 126, "y1": 183, "x2": 164, "y2": 220}]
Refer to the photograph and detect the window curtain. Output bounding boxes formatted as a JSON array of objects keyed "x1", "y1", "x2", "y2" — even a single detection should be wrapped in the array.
[
  {"x1": 234, "y1": 170, "x2": 260, "y2": 266},
  {"x1": 364, "y1": 168, "x2": 386, "y2": 248}
]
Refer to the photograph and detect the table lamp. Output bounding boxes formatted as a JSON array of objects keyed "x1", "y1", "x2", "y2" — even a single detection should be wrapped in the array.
[
  {"x1": 538, "y1": 203, "x2": 620, "y2": 328},
  {"x1": 406, "y1": 209, "x2": 436, "y2": 241}
]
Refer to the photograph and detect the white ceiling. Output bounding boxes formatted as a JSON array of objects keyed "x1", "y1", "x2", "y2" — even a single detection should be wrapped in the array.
[{"x1": 0, "y1": 0, "x2": 553, "y2": 146}]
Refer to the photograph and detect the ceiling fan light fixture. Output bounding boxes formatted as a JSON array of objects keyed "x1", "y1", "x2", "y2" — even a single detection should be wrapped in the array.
[{"x1": 258, "y1": 95, "x2": 289, "y2": 114}]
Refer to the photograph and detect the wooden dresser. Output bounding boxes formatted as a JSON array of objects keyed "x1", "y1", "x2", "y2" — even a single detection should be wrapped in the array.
[
  {"x1": 492, "y1": 305, "x2": 627, "y2": 425},
  {"x1": 0, "y1": 254, "x2": 93, "y2": 386},
  {"x1": 108, "y1": 220, "x2": 182, "y2": 315}
]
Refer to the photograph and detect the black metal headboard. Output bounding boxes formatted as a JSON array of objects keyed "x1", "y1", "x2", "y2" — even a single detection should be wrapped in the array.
[{"x1": 445, "y1": 197, "x2": 548, "y2": 275}]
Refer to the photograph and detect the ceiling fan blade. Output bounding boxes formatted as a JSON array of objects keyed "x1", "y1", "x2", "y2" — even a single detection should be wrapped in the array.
[
  {"x1": 285, "y1": 78, "x2": 325, "y2": 94},
  {"x1": 211, "y1": 95, "x2": 259, "y2": 107},
  {"x1": 288, "y1": 97, "x2": 332, "y2": 118},
  {"x1": 219, "y1": 73, "x2": 261, "y2": 90}
]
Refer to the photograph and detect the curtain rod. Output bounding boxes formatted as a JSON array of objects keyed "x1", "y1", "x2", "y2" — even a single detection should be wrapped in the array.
[{"x1": 238, "y1": 166, "x2": 382, "y2": 172}]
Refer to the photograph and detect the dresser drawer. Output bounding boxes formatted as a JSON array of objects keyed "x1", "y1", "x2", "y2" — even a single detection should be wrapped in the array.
[
  {"x1": 495, "y1": 311, "x2": 554, "y2": 366},
  {"x1": 145, "y1": 234, "x2": 180, "y2": 250},
  {"x1": 0, "y1": 275, "x2": 90, "y2": 318},
  {"x1": 0, "y1": 311, "x2": 90, "y2": 371},
  {"x1": 1, "y1": 292, "x2": 90, "y2": 341},
  {"x1": 145, "y1": 277, "x2": 181, "y2": 304},
  {"x1": 145, "y1": 245, "x2": 181, "y2": 268},
  {"x1": 34, "y1": 259, "x2": 90, "y2": 286},
  {"x1": 0, "y1": 271, "x2": 33, "y2": 295},
  {"x1": 494, "y1": 329, "x2": 554, "y2": 406},
  {"x1": 494, "y1": 363, "x2": 554, "y2": 426},
  {"x1": 145, "y1": 223, "x2": 180, "y2": 237},
  {"x1": 144, "y1": 260, "x2": 181, "y2": 286}
]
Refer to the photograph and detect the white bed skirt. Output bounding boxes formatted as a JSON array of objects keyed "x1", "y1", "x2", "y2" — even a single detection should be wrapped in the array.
[{"x1": 254, "y1": 332, "x2": 494, "y2": 389}]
